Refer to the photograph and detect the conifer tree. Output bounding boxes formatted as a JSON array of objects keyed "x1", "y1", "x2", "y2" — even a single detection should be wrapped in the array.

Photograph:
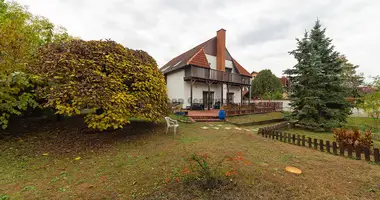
[{"x1": 285, "y1": 20, "x2": 351, "y2": 131}]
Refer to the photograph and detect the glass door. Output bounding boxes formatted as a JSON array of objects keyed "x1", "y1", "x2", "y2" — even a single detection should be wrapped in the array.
[{"x1": 203, "y1": 91, "x2": 214, "y2": 109}]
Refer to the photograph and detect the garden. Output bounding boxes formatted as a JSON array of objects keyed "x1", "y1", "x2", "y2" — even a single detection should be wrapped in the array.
[
  {"x1": 1, "y1": 1, "x2": 380, "y2": 199},
  {"x1": 1, "y1": 116, "x2": 380, "y2": 199}
]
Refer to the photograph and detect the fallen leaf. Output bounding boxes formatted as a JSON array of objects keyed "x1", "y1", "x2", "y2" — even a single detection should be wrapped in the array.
[
  {"x1": 74, "y1": 157, "x2": 81, "y2": 161},
  {"x1": 42, "y1": 153, "x2": 49, "y2": 156}
]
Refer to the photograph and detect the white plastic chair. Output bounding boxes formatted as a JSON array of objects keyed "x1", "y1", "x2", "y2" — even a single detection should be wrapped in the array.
[{"x1": 165, "y1": 117, "x2": 179, "y2": 137}]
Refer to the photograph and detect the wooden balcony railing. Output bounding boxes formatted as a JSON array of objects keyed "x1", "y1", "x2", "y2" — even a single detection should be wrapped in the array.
[{"x1": 185, "y1": 66, "x2": 250, "y2": 85}]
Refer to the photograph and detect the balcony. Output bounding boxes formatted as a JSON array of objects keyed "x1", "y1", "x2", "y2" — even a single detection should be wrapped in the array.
[{"x1": 184, "y1": 66, "x2": 250, "y2": 85}]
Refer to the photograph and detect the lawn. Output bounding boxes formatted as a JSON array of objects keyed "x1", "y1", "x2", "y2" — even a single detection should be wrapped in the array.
[
  {"x1": 280, "y1": 117, "x2": 380, "y2": 148},
  {"x1": 1, "y1": 116, "x2": 380, "y2": 199},
  {"x1": 346, "y1": 117, "x2": 380, "y2": 132},
  {"x1": 227, "y1": 112, "x2": 284, "y2": 125}
]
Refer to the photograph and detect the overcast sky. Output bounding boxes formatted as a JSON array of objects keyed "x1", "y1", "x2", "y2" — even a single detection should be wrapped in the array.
[{"x1": 16, "y1": 0, "x2": 380, "y2": 80}]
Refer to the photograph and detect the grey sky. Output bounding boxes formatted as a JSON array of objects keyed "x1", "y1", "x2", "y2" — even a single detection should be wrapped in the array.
[{"x1": 17, "y1": 0, "x2": 380, "y2": 80}]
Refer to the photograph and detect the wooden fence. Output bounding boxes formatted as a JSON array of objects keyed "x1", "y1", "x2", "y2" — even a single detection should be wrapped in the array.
[
  {"x1": 225, "y1": 102, "x2": 283, "y2": 116},
  {"x1": 258, "y1": 123, "x2": 380, "y2": 163}
]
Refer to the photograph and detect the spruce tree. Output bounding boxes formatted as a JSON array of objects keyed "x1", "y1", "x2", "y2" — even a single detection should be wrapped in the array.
[{"x1": 285, "y1": 20, "x2": 351, "y2": 131}]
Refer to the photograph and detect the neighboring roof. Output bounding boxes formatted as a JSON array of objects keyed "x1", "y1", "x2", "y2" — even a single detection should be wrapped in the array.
[
  {"x1": 242, "y1": 90, "x2": 249, "y2": 97},
  {"x1": 280, "y1": 76, "x2": 289, "y2": 87},
  {"x1": 161, "y1": 34, "x2": 252, "y2": 78},
  {"x1": 359, "y1": 86, "x2": 377, "y2": 93},
  {"x1": 251, "y1": 71, "x2": 258, "y2": 74}
]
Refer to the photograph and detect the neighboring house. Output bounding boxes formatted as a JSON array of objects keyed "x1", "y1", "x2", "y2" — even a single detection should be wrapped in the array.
[
  {"x1": 242, "y1": 71, "x2": 259, "y2": 99},
  {"x1": 280, "y1": 76, "x2": 290, "y2": 91},
  {"x1": 251, "y1": 71, "x2": 259, "y2": 79},
  {"x1": 279, "y1": 76, "x2": 290, "y2": 99},
  {"x1": 161, "y1": 29, "x2": 252, "y2": 110},
  {"x1": 358, "y1": 86, "x2": 377, "y2": 94}
]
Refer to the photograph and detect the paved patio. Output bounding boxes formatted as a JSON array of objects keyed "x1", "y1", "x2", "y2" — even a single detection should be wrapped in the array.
[{"x1": 187, "y1": 109, "x2": 219, "y2": 117}]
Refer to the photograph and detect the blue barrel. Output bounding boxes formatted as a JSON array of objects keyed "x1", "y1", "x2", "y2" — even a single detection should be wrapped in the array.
[{"x1": 218, "y1": 110, "x2": 226, "y2": 120}]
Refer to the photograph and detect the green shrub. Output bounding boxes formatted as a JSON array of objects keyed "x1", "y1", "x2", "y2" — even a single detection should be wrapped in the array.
[
  {"x1": 172, "y1": 152, "x2": 249, "y2": 189},
  {"x1": 0, "y1": 72, "x2": 39, "y2": 129},
  {"x1": 0, "y1": 1, "x2": 70, "y2": 129}
]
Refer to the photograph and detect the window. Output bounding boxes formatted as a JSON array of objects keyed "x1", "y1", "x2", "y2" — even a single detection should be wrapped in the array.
[{"x1": 225, "y1": 68, "x2": 232, "y2": 73}]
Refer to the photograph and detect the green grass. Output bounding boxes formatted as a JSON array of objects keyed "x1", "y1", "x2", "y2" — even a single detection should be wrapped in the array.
[
  {"x1": 281, "y1": 117, "x2": 380, "y2": 148},
  {"x1": 227, "y1": 112, "x2": 284, "y2": 124},
  {"x1": 346, "y1": 117, "x2": 380, "y2": 132},
  {"x1": 0, "y1": 117, "x2": 380, "y2": 199}
]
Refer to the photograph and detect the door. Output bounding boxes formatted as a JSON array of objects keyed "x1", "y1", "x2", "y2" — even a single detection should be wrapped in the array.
[
  {"x1": 203, "y1": 91, "x2": 214, "y2": 109},
  {"x1": 227, "y1": 92, "x2": 234, "y2": 104}
]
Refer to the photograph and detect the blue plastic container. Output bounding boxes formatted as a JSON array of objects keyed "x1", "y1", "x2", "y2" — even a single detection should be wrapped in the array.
[{"x1": 218, "y1": 110, "x2": 226, "y2": 120}]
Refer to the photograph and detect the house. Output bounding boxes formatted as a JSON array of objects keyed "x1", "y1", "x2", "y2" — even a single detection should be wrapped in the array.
[
  {"x1": 251, "y1": 71, "x2": 259, "y2": 79},
  {"x1": 280, "y1": 76, "x2": 290, "y2": 91},
  {"x1": 358, "y1": 86, "x2": 376, "y2": 94},
  {"x1": 242, "y1": 71, "x2": 259, "y2": 99},
  {"x1": 161, "y1": 29, "x2": 252, "y2": 110}
]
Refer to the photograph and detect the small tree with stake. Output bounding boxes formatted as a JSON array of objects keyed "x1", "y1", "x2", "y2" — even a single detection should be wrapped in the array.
[{"x1": 359, "y1": 76, "x2": 380, "y2": 130}]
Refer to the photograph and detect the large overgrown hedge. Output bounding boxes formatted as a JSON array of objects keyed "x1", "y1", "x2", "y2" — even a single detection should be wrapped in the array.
[{"x1": 30, "y1": 39, "x2": 169, "y2": 130}]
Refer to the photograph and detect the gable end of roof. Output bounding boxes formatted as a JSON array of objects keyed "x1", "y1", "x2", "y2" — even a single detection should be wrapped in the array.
[
  {"x1": 232, "y1": 59, "x2": 252, "y2": 77},
  {"x1": 187, "y1": 48, "x2": 210, "y2": 68}
]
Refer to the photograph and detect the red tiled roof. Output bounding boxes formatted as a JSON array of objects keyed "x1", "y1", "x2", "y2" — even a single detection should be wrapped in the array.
[
  {"x1": 187, "y1": 48, "x2": 210, "y2": 68},
  {"x1": 232, "y1": 59, "x2": 252, "y2": 77},
  {"x1": 160, "y1": 38, "x2": 214, "y2": 73},
  {"x1": 242, "y1": 90, "x2": 249, "y2": 96},
  {"x1": 161, "y1": 33, "x2": 252, "y2": 78}
]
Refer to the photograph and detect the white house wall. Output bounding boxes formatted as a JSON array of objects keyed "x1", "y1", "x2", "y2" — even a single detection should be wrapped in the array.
[
  {"x1": 184, "y1": 82, "x2": 222, "y2": 108},
  {"x1": 205, "y1": 54, "x2": 217, "y2": 70},
  {"x1": 225, "y1": 60, "x2": 236, "y2": 73},
  {"x1": 223, "y1": 85, "x2": 241, "y2": 104},
  {"x1": 165, "y1": 67, "x2": 244, "y2": 109},
  {"x1": 183, "y1": 82, "x2": 242, "y2": 108},
  {"x1": 205, "y1": 54, "x2": 236, "y2": 73},
  {"x1": 166, "y1": 69, "x2": 186, "y2": 105}
]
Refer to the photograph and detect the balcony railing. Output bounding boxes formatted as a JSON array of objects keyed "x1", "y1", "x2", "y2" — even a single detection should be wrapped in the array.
[{"x1": 185, "y1": 66, "x2": 250, "y2": 85}]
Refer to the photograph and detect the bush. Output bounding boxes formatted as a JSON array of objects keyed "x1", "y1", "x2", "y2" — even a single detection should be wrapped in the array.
[
  {"x1": 263, "y1": 91, "x2": 283, "y2": 100},
  {"x1": 171, "y1": 152, "x2": 249, "y2": 190},
  {"x1": 333, "y1": 128, "x2": 373, "y2": 149},
  {"x1": 30, "y1": 39, "x2": 169, "y2": 130},
  {"x1": 251, "y1": 69, "x2": 283, "y2": 98},
  {"x1": 0, "y1": 1, "x2": 70, "y2": 129},
  {"x1": 0, "y1": 72, "x2": 39, "y2": 129}
]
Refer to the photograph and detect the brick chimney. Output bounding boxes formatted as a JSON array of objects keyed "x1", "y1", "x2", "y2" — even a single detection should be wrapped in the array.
[{"x1": 216, "y1": 29, "x2": 226, "y2": 72}]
